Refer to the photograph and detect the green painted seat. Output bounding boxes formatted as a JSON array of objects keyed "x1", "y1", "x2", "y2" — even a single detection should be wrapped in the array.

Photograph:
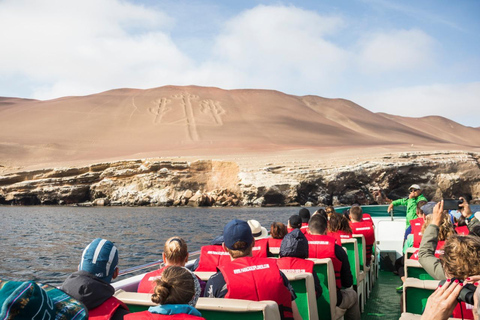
[
  {"x1": 402, "y1": 278, "x2": 439, "y2": 315},
  {"x1": 308, "y1": 258, "x2": 346, "y2": 320},
  {"x1": 341, "y1": 238, "x2": 365, "y2": 312},
  {"x1": 404, "y1": 259, "x2": 435, "y2": 281},
  {"x1": 114, "y1": 291, "x2": 281, "y2": 320},
  {"x1": 284, "y1": 272, "x2": 318, "y2": 320}
]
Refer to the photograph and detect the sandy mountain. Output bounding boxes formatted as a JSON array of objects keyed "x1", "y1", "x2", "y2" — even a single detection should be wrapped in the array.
[{"x1": 1, "y1": 85, "x2": 479, "y2": 171}]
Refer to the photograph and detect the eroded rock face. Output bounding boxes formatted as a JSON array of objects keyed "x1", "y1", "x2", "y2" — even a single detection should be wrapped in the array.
[{"x1": 0, "y1": 152, "x2": 479, "y2": 206}]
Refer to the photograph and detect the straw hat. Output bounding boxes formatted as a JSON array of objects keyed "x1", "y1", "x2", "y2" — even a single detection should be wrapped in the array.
[{"x1": 247, "y1": 220, "x2": 269, "y2": 239}]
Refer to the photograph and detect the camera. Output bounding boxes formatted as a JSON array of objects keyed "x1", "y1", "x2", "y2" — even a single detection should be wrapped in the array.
[
  {"x1": 443, "y1": 199, "x2": 464, "y2": 210},
  {"x1": 438, "y1": 278, "x2": 476, "y2": 304}
]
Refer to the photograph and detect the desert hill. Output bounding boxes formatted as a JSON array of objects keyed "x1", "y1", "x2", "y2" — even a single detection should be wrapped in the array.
[{"x1": 0, "y1": 85, "x2": 479, "y2": 172}]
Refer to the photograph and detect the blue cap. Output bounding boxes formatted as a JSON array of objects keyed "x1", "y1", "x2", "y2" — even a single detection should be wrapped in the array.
[
  {"x1": 80, "y1": 238, "x2": 118, "y2": 283},
  {"x1": 223, "y1": 219, "x2": 254, "y2": 250},
  {"x1": 421, "y1": 202, "x2": 437, "y2": 215}
]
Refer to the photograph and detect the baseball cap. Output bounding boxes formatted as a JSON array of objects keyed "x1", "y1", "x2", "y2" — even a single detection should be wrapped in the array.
[
  {"x1": 80, "y1": 238, "x2": 118, "y2": 283},
  {"x1": 409, "y1": 184, "x2": 421, "y2": 191},
  {"x1": 0, "y1": 280, "x2": 87, "y2": 319},
  {"x1": 421, "y1": 202, "x2": 437, "y2": 215},
  {"x1": 223, "y1": 219, "x2": 254, "y2": 250}
]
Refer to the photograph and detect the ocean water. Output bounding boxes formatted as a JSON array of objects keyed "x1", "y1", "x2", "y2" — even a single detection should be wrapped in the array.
[{"x1": 0, "y1": 206, "x2": 307, "y2": 286}]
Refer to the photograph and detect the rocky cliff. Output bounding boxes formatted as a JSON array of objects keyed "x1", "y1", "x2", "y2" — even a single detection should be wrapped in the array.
[{"x1": 1, "y1": 151, "x2": 479, "y2": 206}]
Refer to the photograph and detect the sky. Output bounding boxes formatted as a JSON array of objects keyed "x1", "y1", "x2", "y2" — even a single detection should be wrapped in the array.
[{"x1": 0, "y1": 0, "x2": 479, "y2": 127}]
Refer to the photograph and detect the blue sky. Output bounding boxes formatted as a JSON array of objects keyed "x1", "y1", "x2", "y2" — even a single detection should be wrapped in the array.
[{"x1": 0, "y1": 0, "x2": 479, "y2": 127}]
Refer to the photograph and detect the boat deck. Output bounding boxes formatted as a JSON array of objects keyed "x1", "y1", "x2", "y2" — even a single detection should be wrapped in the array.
[{"x1": 362, "y1": 270, "x2": 402, "y2": 320}]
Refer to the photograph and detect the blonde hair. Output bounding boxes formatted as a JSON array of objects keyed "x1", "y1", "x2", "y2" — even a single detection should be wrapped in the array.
[
  {"x1": 164, "y1": 237, "x2": 188, "y2": 265},
  {"x1": 421, "y1": 215, "x2": 454, "y2": 241},
  {"x1": 441, "y1": 235, "x2": 480, "y2": 280},
  {"x1": 151, "y1": 266, "x2": 195, "y2": 305}
]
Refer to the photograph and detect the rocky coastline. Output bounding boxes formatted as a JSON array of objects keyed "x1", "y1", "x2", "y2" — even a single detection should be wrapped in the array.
[{"x1": 1, "y1": 151, "x2": 479, "y2": 207}]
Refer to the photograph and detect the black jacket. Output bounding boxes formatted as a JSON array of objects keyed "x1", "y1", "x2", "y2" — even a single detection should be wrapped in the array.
[{"x1": 60, "y1": 271, "x2": 129, "y2": 320}]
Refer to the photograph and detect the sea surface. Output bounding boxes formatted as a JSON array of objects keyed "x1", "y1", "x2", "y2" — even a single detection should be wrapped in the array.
[{"x1": 0, "y1": 206, "x2": 313, "y2": 286}]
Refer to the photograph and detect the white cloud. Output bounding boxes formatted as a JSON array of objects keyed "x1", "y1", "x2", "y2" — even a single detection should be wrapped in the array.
[
  {"x1": 197, "y1": 5, "x2": 350, "y2": 94},
  {"x1": 351, "y1": 82, "x2": 480, "y2": 127},
  {"x1": 357, "y1": 29, "x2": 436, "y2": 74},
  {"x1": 0, "y1": 0, "x2": 192, "y2": 99}
]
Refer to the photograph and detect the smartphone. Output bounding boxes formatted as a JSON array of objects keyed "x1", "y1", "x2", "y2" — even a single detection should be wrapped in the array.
[{"x1": 443, "y1": 199, "x2": 461, "y2": 210}]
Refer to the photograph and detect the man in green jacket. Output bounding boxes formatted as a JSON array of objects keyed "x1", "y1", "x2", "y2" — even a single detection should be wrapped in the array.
[{"x1": 388, "y1": 184, "x2": 427, "y2": 227}]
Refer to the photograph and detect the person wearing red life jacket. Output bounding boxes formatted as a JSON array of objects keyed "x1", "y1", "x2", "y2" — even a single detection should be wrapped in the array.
[
  {"x1": 276, "y1": 228, "x2": 322, "y2": 298},
  {"x1": 287, "y1": 215, "x2": 306, "y2": 234},
  {"x1": 325, "y1": 206, "x2": 336, "y2": 219},
  {"x1": 327, "y1": 212, "x2": 353, "y2": 245},
  {"x1": 349, "y1": 206, "x2": 375, "y2": 267},
  {"x1": 126, "y1": 266, "x2": 205, "y2": 320},
  {"x1": 60, "y1": 238, "x2": 129, "y2": 320},
  {"x1": 418, "y1": 201, "x2": 480, "y2": 320},
  {"x1": 248, "y1": 219, "x2": 269, "y2": 258},
  {"x1": 306, "y1": 214, "x2": 360, "y2": 320},
  {"x1": 298, "y1": 208, "x2": 311, "y2": 233},
  {"x1": 138, "y1": 237, "x2": 204, "y2": 299},
  {"x1": 204, "y1": 219, "x2": 301, "y2": 320},
  {"x1": 268, "y1": 222, "x2": 287, "y2": 254}
]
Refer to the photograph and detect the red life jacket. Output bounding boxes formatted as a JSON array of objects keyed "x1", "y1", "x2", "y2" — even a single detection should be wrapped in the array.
[
  {"x1": 300, "y1": 223, "x2": 309, "y2": 235},
  {"x1": 305, "y1": 234, "x2": 343, "y2": 289},
  {"x1": 453, "y1": 301, "x2": 474, "y2": 319},
  {"x1": 276, "y1": 257, "x2": 314, "y2": 274},
  {"x1": 361, "y1": 213, "x2": 372, "y2": 223},
  {"x1": 196, "y1": 245, "x2": 231, "y2": 272},
  {"x1": 327, "y1": 230, "x2": 352, "y2": 245},
  {"x1": 125, "y1": 311, "x2": 205, "y2": 320},
  {"x1": 219, "y1": 257, "x2": 293, "y2": 320},
  {"x1": 89, "y1": 297, "x2": 129, "y2": 320},
  {"x1": 251, "y1": 238, "x2": 269, "y2": 258},
  {"x1": 456, "y1": 225, "x2": 470, "y2": 235},
  {"x1": 267, "y1": 237, "x2": 283, "y2": 251},
  {"x1": 410, "y1": 218, "x2": 425, "y2": 248},
  {"x1": 350, "y1": 221, "x2": 375, "y2": 265},
  {"x1": 137, "y1": 266, "x2": 167, "y2": 293},
  {"x1": 410, "y1": 241, "x2": 445, "y2": 261}
]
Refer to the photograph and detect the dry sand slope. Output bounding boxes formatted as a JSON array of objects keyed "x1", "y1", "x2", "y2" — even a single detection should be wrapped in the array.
[{"x1": 0, "y1": 85, "x2": 479, "y2": 173}]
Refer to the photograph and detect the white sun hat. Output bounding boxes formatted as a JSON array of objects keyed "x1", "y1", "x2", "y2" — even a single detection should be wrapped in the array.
[{"x1": 247, "y1": 219, "x2": 269, "y2": 240}]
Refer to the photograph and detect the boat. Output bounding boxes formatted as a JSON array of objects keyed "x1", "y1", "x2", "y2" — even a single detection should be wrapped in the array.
[{"x1": 110, "y1": 204, "x2": 479, "y2": 320}]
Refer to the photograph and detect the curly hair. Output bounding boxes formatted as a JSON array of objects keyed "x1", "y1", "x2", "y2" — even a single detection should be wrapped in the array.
[
  {"x1": 421, "y1": 214, "x2": 454, "y2": 241},
  {"x1": 328, "y1": 212, "x2": 352, "y2": 233},
  {"x1": 151, "y1": 266, "x2": 195, "y2": 305},
  {"x1": 441, "y1": 234, "x2": 480, "y2": 280}
]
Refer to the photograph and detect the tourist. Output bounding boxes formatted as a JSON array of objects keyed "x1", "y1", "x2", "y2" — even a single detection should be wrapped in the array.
[
  {"x1": 306, "y1": 214, "x2": 360, "y2": 320},
  {"x1": 276, "y1": 229, "x2": 322, "y2": 298},
  {"x1": 298, "y1": 208, "x2": 311, "y2": 232},
  {"x1": 193, "y1": 235, "x2": 230, "y2": 272},
  {"x1": 0, "y1": 279, "x2": 87, "y2": 319},
  {"x1": 287, "y1": 215, "x2": 305, "y2": 234},
  {"x1": 247, "y1": 219, "x2": 269, "y2": 257},
  {"x1": 418, "y1": 200, "x2": 480, "y2": 319},
  {"x1": 60, "y1": 238, "x2": 130, "y2": 319},
  {"x1": 458, "y1": 197, "x2": 480, "y2": 235},
  {"x1": 268, "y1": 221, "x2": 288, "y2": 253},
  {"x1": 327, "y1": 211, "x2": 353, "y2": 245},
  {"x1": 349, "y1": 206, "x2": 375, "y2": 266},
  {"x1": 204, "y1": 219, "x2": 301, "y2": 320},
  {"x1": 126, "y1": 266, "x2": 205, "y2": 320},
  {"x1": 138, "y1": 237, "x2": 203, "y2": 299},
  {"x1": 388, "y1": 184, "x2": 427, "y2": 227},
  {"x1": 325, "y1": 206, "x2": 335, "y2": 218}
]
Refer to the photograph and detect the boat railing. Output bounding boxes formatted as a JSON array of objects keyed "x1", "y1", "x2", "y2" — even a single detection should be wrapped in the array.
[{"x1": 118, "y1": 249, "x2": 201, "y2": 277}]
